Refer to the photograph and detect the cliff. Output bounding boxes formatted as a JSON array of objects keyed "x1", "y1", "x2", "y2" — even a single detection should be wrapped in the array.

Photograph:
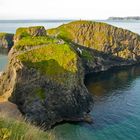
[
  {"x1": 47, "y1": 21, "x2": 140, "y2": 60},
  {"x1": 0, "y1": 26, "x2": 93, "y2": 128},
  {"x1": 0, "y1": 33, "x2": 14, "y2": 54},
  {"x1": 47, "y1": 20, "x2": 140, "y2": 73}
]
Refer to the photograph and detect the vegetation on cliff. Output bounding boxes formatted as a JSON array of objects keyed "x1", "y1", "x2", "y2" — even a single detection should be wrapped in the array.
[
  {"x1": 14, "y1": 26, "x2": 46, "y2": 43},
  {"x1": 47, "y1": 20, "x2": 140, "y2": 61},
  {"x1": 14, "y1": 36, "x2": 60, "y2": 51},
  {"x1": 17, "y1": 43, "x2": 78, "y2": 84}
]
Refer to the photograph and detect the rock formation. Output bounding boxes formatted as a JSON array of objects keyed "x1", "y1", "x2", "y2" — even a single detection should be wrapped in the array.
[
  {"x1": 47, "y1": 20, "x2": 140, "y2": 73},
  {"x1": 0, "y1": 33, "x2": 14, "y2": 54},
  {"x1": 0, "y1": 26, "x2": 93, "y2": 128},
  {"x1": 14, "y1": 26, "x2": 46, "y2": 43}
]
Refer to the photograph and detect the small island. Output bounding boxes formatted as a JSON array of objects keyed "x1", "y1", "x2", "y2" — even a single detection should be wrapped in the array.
[{"x1": 107, "y1": 16, "x2": 140, "y2": 21}]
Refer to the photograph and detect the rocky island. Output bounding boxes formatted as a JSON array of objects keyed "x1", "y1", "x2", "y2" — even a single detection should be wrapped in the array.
[
  {"x1": 0, "y1": 33, "x2": 14, "y2": 54},
  {"x1": 1, "y1": 20, "x2": 140, "y2": 130},
  {"x1": 108, "y1": 16, "x2": 140, "y2": 21}
]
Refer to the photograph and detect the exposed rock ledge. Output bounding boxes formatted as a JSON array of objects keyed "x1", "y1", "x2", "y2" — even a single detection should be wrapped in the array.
[{"x1": 1, "y1": 21, "x2": 140, "y2": 129}]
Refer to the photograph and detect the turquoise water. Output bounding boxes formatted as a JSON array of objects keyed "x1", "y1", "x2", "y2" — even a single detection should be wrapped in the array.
[
  {"x1": 1, "y1": 20, "x2": 140, "y2": 140},
  {"x1": 51, "y1": 66, "x2": 140, "y2": 140},
  {"x1": 0, "y1": 54, "x2": 8, "y2": 71}
]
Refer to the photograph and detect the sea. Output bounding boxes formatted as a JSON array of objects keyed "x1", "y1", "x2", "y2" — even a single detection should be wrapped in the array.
[{"x1": 1, "y1": 20, "x2": 140, "y2": 140}]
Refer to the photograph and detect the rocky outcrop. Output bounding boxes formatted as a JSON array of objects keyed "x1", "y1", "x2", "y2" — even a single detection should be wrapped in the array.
[
  {"x1": 47, "y1": 20, "x2": 140, "y2": 73},
  {"x1": 0, "y1": 33, "x2": 14, "y2": 54},
  {"x1": 47, "y1": 21, "x2": 140, "y2": 61},
  {"x1": 14, "y1": 26, "x2": 46, "y2": 43},
  {"x1": 0, "y1": 26, "x2": 93, "y2": 128}
]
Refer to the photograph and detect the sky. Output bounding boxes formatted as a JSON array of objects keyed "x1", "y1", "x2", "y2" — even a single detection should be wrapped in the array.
[{"x1": 0, "y1": 0, "x2": 140, "y2": 20}]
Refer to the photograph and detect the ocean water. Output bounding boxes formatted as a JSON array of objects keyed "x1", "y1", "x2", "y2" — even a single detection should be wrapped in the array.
[
  {"x1": 0, "y1": 54, "x2": 8, "y2": 71},
  {"x1": 0, "y1": 20, "x2": 71, "y2": 33},
  {"x1": 1, "y1": 20, "x2": 140, "y2": 140}
]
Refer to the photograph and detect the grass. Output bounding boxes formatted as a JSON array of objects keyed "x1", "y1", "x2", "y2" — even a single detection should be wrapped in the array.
[
  {"x1": 47, "y1": 20, "x2": 106, "y2": 41},
  {"x1": 0, "y1": 33, "x2": 8, "y2": 38},
  {"x1": 17, "y1": 43, "x2": 78, "y2": 84},
  {"x1": 80, "y1": 50, "x2": 93, "y2": 61},
  {"x1": 15, "y1": 27, "x2": 30, "y2": 38},
  {"x1": 15, "y1": 26, "x2": 46, "y2": 37},
  {"x1": 14, "y1": 36, "x2": 59, "y2": 51},
  {"x1": 0, "y1": 114, "x2": 54, "y2": 140}
]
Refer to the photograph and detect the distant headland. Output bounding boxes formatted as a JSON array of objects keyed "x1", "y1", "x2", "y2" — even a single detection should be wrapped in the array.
[{"x1": 107, "y1": 16, "x2": 140, "y2": 21}]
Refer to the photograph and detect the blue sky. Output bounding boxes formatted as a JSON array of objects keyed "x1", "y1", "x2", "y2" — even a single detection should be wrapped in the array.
[{"x1": 0, "y1": 0, "x2": 140, "y2": 19}]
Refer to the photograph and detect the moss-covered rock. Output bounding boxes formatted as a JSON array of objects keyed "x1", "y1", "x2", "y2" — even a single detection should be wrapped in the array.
[
  {"x1": 0, "y1": 33, "x2": 14, "y2": 54},
  {"x1": 47, "y1": 20, "x2": 140, "y2": 61},
  {"x1": 17, "y1": 43, "x2": 78, "y2": 85},
  {"x1": 0, "y1": 26, "x2": 93, "y2": 128},
  {"x1": 14, "y1": 26, "x2": 46, "y2": 43}
]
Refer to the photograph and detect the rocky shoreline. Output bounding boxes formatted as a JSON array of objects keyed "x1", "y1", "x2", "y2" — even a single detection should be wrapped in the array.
[{"x1": 1, "y1": 20, "x2": 140, "y2": 129}]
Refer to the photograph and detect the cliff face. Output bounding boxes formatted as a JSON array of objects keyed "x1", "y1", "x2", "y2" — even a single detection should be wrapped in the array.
[
  {"x1": 0, "y1": 26, "x2": 93, "y2": 128},
  {"x1": 47, "y1": 21, "x2": 140, "y2": 61},
  {"x1": 0, "y1": 33, "x2": 14, "y2": 54}
]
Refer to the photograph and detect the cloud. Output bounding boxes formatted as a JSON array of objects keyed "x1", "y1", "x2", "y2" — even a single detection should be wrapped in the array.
[{"x1": 0, "y1": 0, "x2": 140, "y2": 19}]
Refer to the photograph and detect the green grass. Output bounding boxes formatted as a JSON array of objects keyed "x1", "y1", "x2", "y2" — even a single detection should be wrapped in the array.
[
  {"x1": 47, "y1": 20, "x2": 106, "y2": 41},
  {"x1": 17, "y1": 43, "x2": 78, "y2": 84},
  {"x1": 0, "y1": 33, "x2": 14, "y2": 41},
  {"x1": 0, "y1": 114, "x2": 54, "y2": 140},
  {"x1": 0, "y1": 33, "x2": 8, "y2": 38},
  {"x1": 15, "y1": 27, "x2": 30, "y2": 38},
  {"x1": 14, "y1": 36, "x2": 60, "y2": 51},
  {"x1": 80, "y1": 50, "x2": 93, "y2": 61},
  {"x1": 15, "y1": 26, "x2": 46, "y2": 37}
]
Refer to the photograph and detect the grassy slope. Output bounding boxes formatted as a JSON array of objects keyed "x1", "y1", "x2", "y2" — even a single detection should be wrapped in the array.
[
  {"x1": 17, "y1": 43, "x2": 78, "y2": 84},
  {"x1": 14, "y1": 36, "x2": 60, "y2": 51},
  {"x1": 0, "y1": 115, "x2": 54, "y2": 140}
]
